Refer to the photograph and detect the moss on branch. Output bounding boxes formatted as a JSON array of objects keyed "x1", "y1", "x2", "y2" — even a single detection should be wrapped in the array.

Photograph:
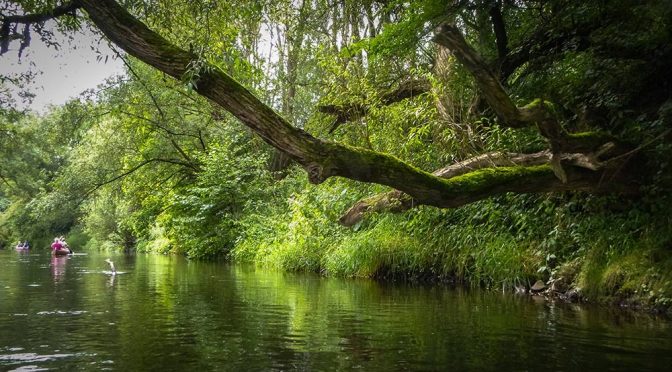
[{"x1": 442, "y1": 165, "x2": 553, "y2": 193}]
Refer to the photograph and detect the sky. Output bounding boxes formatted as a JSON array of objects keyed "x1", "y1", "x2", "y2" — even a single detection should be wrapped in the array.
[{"x1": 0, "y1": 22, "x2": 125, "y2": 113}]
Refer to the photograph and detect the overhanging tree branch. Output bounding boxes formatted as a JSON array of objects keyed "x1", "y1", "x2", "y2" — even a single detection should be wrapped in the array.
[
  {"x1": 340, "y1": 143, "x2": 624, "y2": 226},
  {"x1": 81, "y1": 0, "x2": 551, "y2": 209}
]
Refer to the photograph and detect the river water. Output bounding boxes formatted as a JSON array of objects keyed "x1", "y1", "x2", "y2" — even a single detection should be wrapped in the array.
[{"x1": 1, "y1": 249, "x2": 671, "y2": 371}]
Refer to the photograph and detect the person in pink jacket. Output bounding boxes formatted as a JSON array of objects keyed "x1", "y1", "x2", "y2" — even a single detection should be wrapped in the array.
[{"x1": 51, "y1": 238, "x2": 63, "y2": 251}]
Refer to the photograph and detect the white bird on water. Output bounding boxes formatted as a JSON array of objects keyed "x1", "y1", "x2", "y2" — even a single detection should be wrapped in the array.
[{"x1": 105, "y1": 259, "x2": 116, "y2": 275}]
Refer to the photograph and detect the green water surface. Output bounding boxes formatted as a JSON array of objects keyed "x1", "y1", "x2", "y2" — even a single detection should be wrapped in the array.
[{"x1": 1, "y1": 249, "x2": 671, "y2": 371}]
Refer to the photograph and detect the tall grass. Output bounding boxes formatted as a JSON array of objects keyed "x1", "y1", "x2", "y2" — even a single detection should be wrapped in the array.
[{"x1": 228, "y1": 179, "x2": 672, "y2": 311}]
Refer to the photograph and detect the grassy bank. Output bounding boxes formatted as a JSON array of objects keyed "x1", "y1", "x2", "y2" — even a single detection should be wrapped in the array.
[{"x1": 225, "y1": 179, "x2": 672, "y2": 313}]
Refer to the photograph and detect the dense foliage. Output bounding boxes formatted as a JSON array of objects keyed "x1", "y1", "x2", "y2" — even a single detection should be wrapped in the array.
[{"x1": 1, "y1": 0, "x2": 671, "y2": 311}]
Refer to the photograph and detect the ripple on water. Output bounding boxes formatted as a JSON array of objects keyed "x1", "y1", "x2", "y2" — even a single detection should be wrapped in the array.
[
  {"x1": 9, "y1": 365, "x2": 49, "y2": 371},
  {"x1": 0, "y1": 352, "x2": 74, "y2": 364},
  {"x1": 0, "y1": 350, "x2": 101, "y2": 371},
  {"x1": 36, "y1": 310, "x2": 87, "y2": 316}
]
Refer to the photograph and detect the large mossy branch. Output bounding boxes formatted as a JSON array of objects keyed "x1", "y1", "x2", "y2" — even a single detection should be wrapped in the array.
[
  {"x1": 340, "y1": 163, "x2": 595, "y2": 227},
  {"x1": 339, "y1": 148, "x2": 633, "y2": 226}
]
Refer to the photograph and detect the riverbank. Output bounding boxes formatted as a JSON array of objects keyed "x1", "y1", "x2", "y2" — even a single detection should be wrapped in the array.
[{"x1": 221, "y1": 187, "x2": 672, "y2": 315}]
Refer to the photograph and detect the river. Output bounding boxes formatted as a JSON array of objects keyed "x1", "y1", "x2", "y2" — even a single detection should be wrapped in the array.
[{"x1": 1, "y1": 249, "x2": 671, "y2": 371}]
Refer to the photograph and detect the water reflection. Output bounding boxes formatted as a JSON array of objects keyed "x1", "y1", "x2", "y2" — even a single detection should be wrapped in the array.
[
  {"x1": 106, "y1": 272, "x2": 116, "y2": 288},
  {"x1": 50, "y1": 255, "x2": 68, "y2": 283},
  {"x1": 1, "y1": 250, "x2": 672, "y2": 371}
]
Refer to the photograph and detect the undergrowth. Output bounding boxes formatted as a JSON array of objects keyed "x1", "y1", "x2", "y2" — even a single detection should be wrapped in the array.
[{"x1": 228, "y1": 176, "x2": 672, "y2": 312}]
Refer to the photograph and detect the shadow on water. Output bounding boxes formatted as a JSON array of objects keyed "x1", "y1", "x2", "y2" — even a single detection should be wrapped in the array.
[{"x1": 1, "y1": 249, "x2": 672, "y2": 370}]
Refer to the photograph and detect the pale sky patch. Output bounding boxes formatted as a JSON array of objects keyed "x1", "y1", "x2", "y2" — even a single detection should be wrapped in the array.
[{"x1": 0, "y1": 22, "x2": 125, "y2": 113}]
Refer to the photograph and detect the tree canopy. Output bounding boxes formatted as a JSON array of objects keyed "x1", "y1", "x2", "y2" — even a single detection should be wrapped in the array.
[{"x1": 5, "y1": 1, "x2": 668, "y2": 214}]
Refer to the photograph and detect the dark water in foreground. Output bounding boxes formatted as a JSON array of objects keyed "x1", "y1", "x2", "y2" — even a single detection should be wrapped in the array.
[{"x1": 1, "y1": 250, "x2": 671, "y2": 371}]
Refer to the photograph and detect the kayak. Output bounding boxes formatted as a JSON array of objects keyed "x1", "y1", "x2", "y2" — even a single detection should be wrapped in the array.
[{"x1": 52, "y1": 248, "x2": 72, "y2": 256}]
